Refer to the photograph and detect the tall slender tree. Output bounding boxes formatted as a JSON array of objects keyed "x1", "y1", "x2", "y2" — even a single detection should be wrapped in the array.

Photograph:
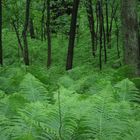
[
  {"x1": 41, "y1": 0, "x2": 46, "y2": 41},
  {"x1": 46, "y1": 0, "x2": 52, "y2": 68},
  {"x1": 99, "y1": 0, "x2": 103, "y2": 70},
  {"x1": 108, "y1": 1, "x2": 118, "y2": 48},
  {"x1": 0, "y1": 0, "x2": 2, "y2": 66},
  {"x1": 102, "y1": 11, "x2": 107, "y2": 63},
  {"x1": 66, "y1": 0, "x2": 80, "y2": 70},
  {"x1": 22, "y1": 0, "x2": 31, "y2": 65},
  {"x1": 122, "y1": 0, "x2": 140, "y2": 75},
  {"x1": 85, "y1": 0, "x2": 96, "y2": 57},
  {"x1": 12, "y1": 20, "x2": 24, "y2": 57},
  {"x1": 95, "y1": 1, "x2": 99, "y2": 50},
  {"x1": 105, "y1": 0, "x2": 109, "y2": 48},
  {"x1": 114, "y1": 16, "x2": 120, "y2": 62}
]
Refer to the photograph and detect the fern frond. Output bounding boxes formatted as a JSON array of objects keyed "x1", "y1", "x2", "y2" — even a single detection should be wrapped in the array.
[
  {"x1": 0, "y1": 93, "x2": 27, "y2": 116},
  {"x1": 114, "y1": 78, "x2": 139, "y2": 102},
  {"x1": 19, "y1": 73, "x2": 49, "y2": 102}
]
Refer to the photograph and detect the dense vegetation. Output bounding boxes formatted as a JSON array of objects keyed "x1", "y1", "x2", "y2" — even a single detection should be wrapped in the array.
[{"x1": 0, "y1": 0, "x2": 140, "y2": 140}]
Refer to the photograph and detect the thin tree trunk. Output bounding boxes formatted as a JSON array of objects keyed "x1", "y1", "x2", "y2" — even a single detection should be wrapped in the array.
[
  {"x1": 41, "y1": 0, "x2": 46, "y2": 41},
  {"x1": 105, "y1": 0, "x2": 109, "y2": 48},
  {"x1": 29, "y1": 18, "x2": 35, "y2": 39},
  {"x1": 114, "y1": 17, "x2": 120, "y2": 61},
  {"x1": 0, "y1": 0, "x2": 2, "y2": 66},
  {"x1": 22, "y1": 0, "x2": 31, "y2": 65},
  {"x1": 66, "y1": 0, "x2": 80, "y2": 70},
  {"x1": 12, "y1": 20, "x2": 24, "y2": 57},
  {"x1": 46, "y1": 0, "x2": 52, "y2": 68},
  {"x1": 85, "y1": 0, "x2": 96, "y2": 57},
  {"x1": 102, "y1": 14, "x2": 107, "y2": 63},
  {"x1": 99, "y1": 0, "x2": 103, "y2": 70},
  {"x1": 108, "y1": 0, "x2": 118, "y2": 48},
  {"x1": 95, "y1": 2, "x2": 99, "y2": 50}
]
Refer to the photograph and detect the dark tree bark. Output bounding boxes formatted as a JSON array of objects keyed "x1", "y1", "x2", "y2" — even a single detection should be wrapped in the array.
[
  {"x1": 41, "y1": 0, "x2": 46, "y2": 41},
  {"x1": 85, "y1": 0, "x2": 96, "y2": 57},
  {"x1": 29, "y1": 18, "x2": 35, "y2": 39},
  {"x1": 102, "y1": 13, "x2": 107, "y2": 63},
  {"x1": 22, "y1": 0, "x2": 31, "y2": 65},
  {"x1": 0, "y1": 0, "x2": 2, "y2": 66},
  {"x1": 46, "y1": 0, "x2": 52, "y2": 68},
  {"x1": 98, "y1": 0, "x2": 103, "y2": 70},
  {"x1": 122, "y1": 0, "x2": 140, "y2": 76},
  {"x1": 95, "y1": 1, "x2": 99, "y2": 50},
  {"x1": 114, "y1": 17, "x2": 120, "y2": 62},
  {"x1": 12, "y1": 20, "x2": 24, "y2": 57},
  {"x1": 105, "y1": 0, "x2": 109, "y2": 48},
  {"x1": 108, "y1": 1, "x2": 118, "y2": 48},
  {"x1": 66, "y1": 0, "x2": 80, "y2": 70}
]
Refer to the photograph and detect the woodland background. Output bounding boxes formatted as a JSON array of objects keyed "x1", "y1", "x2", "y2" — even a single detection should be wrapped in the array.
[{"x1": 0, "y1": 0, "x2": 140, "y2": 140}]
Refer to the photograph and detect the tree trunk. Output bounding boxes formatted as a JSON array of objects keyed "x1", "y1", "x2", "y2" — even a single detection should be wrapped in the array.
[
  {"x1": 98, "y1": 0, "x2": 103, "y2": 70},
  {"x1": 12, "y1": 20, "x2": 24, "y2": 57},
  {"x1": 41, "y1": 0, "x2": 46, "y2": 41},
  {"x1": 105, "y1": 0, "x2": 109, "y2": 48},
  {"x1": 108, "y1": 1, "x2": 118, "y2": 48},
  {"x1": 122, "y1": 0, "x2": 140, "y2": 75},
  {"x1": 0, "y1": 0, "x2": 2, "y2": 66},
  {"x1": 95, "y1": 1, "x2": 99, "y2": 50},
  {"x1": 29, "y1": 18, "x2": 35, "y2": 39},
  {"x1": 22, "y1": 0, "x2": 31, "y2": 66},
  {"x1": 46, "y1": 0, "x2": 52, "y2": 68},
  {"x1": 114, "y1": 17, "x2": 120, "y2": 63},
  {"x1": 66, "y1": 0, "x2": 80, "y2": 70},
  {"x1": 85, "y1": 0, "x2": 96, "y2": 57},
  {"x1": 102, "y1": 13, "x2": 107, "y2": 63}
]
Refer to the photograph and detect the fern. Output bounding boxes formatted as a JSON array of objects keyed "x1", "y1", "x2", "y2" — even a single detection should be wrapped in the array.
[
  {"x1": 0, "y1": 67, "x2": 25, "y2": 93},
  {"x1": 0, "y1": 115, "x2": 15, "y2": 140},
  {"x1": 112, "y1": 66, "x2": 135, "y2": 83},
  {"x1": 0, "y1": 70, "x2": 140, "y2": 140},
  {"x1": 19, "y1": 73, "x2": 49, "y2": 102},
  {"x1": 0, "y1": 93, "x2": 27, "y2": 116},
  {"x1": 114, "y1": 78, "x2": 139, "y2": 102},
  {"x1": 124, "y1": 121, "x2": 140, "y2": 140}
]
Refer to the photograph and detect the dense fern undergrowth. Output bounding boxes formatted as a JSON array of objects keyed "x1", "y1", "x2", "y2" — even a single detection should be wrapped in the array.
[{"x1": 0, "y1": 32, "x2": 140, "y2": 140}]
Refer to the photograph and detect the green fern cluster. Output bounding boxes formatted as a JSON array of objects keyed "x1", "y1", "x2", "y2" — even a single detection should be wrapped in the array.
[{"x1": 0, "y1": 66, "x2": 140, "y2": 140}]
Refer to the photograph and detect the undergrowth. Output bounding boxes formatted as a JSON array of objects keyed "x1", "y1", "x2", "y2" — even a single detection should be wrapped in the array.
[
  {"x1": 0, "y1": 32, "x2": 140, "y2": 140},
  {"x1": 0, "y1": 65, "x2": 140, "y2": 140}
]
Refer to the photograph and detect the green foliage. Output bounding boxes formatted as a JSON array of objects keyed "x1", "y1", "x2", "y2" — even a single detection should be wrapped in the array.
[
  {"x1": 1, "y1": 0, "x2": 140, "y2": 139},
  {"x1": 112, "y1": 66, "x2": 135, "y2": 83},
  {"x1": 0, "y1": 67, "x2": 26, "y2": 93},
  {"x1": 131, "y1": 77, "x2": 140, "y2": 89},
  {"x1": 19, "y1": 73, "x2": 49, "y2": 102},
  {"x1": 0, "y1": 66, "x2": 140, "y2": 140},
  {"x1": 114, "y1": 78, "x2": 139, "y2": 102}
]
